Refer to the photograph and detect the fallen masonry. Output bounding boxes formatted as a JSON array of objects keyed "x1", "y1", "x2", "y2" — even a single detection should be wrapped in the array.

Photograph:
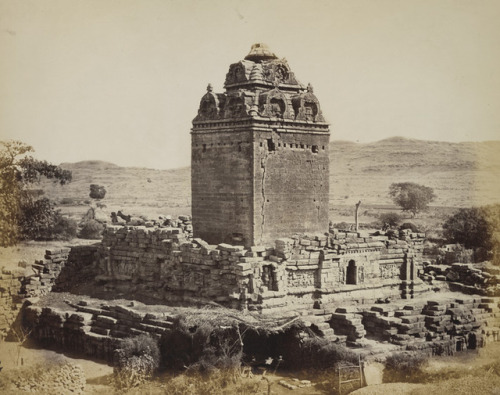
[{"x1": 20, "y1": 293, "x2": 500, "y2": 363}]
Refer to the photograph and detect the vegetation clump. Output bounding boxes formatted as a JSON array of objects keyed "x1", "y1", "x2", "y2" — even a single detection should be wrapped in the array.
[
  {"x1": 296, "y1": 336, "x2": 359, "y2": 370},
  {"x1": 378, "y1": 212, "x2": 402, "y2": 228},
  {"x1": 443, "y1": 204, "x2": 500, "y2": 264},
  {"x1": 384, "y1": 351, "x2": 429, "y2": 383},
  {"x1": 400, "y1": 222, "x2": 419, "y2": 233},
  {"x1": 113, "y1": 334, "x2": 161, "y2": 389},
  {"x1": 0, "y1": 140, "x2": 73, "y2": 246},
  {"x1": 78, "y1": 219, "x2": 104, "y2": 239}
]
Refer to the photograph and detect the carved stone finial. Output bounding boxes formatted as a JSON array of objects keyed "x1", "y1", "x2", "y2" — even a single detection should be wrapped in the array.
[
  {"x1": 244, "y1": 43, "x2": 278, "y2": 62},
  {"x1": 207, "y1": 83, "x2": 213, "y2": 92},
  {"x1": 307, "y1": 83, "x2": 314, "y2": 93}
]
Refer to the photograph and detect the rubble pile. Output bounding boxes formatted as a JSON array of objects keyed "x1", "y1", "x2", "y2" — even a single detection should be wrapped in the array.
[
  {"x1": 361, "y1": 296, "x2": 500, "y2": 351},
  {"x1": 421, "y1": 262, "x2": 500, "y2": 295},
  {"x1": 1, "y1": 363, "x2": 86, "y2": 394}
]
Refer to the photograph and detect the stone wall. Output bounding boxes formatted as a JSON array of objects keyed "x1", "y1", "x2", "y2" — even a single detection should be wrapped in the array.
[
  {"x1": 191, "y1": 45, "x2": 330, "y2": 247},
  {"x1": 95, "y1": 224, "x2": 426, "y2": 313},
  {"x1": 359, "y1": 296, "x2": 500, "y2": 350},
  {"x1": 54, "y1": 245, "x2": 100, "y2": 291},
  {"x1": 22, "y1": 295, "x2": 500, "y2": 364},
  {"x1": 252, "y1": 129, "x2": 330, "y2": 245},
  {"x1": 191, "y1": 129, "x2": 255, "y2": 246},
  {"x1": 0, "y1": 244, "x2": 98, "y2": 340},
  {"x1": 21, "y1": 245, "x2": 99, "y2": 297},
  {"x1": 0, "y1": 270, "x2": 23, "y2": 339}
]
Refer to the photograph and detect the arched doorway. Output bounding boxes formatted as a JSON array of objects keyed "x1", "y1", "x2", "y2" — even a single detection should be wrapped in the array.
[{"x1": 346, "y1": 260, "x2": 357, "y2": 285}]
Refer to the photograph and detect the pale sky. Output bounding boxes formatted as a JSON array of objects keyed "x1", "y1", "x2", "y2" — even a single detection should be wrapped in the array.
[{"x1": 1, "y1": 0, "x2": 499, "y2": 169}]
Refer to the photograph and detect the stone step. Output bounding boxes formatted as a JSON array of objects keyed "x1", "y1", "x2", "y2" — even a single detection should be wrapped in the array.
[{"x1": 312, "y1": 322, "x2": 332, "y2": 331}]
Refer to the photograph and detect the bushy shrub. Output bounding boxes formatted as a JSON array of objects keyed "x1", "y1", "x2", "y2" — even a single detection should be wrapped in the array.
[
  {"x1": 400, "y1": 222, "x2": 419, "y2": 232},
  {"x1": 161, "y1": 318, "x2": 243, "y2": 374},
  {"x1": 378, "y1": 212, "x2": 402, "y2": 228},
  {"x1": 89, "y1": 184, "x2": 106, "y2": 200},
  {"x1": 287, "y1": 336, "x2": 358, "y2": 370},
  {"x1": 164, "y1": 370, "x2": 262, "y2": 395},
  {"x1": 384, "y1": 351, "x2": 429, "y2": 382},
  {"x1": 18, "y1": 198, "x2": 77, "y2": 241},
  {"x1": 78, "y1": 219, "x2": 104, "y2": 239},
  {"x1": 332, "y1": 222, "x2": 352, "y2": 231},
  {"x1": 113, "y1": 334, "x2": 160, "y2": 389},
  {"x1": 49, "y1": 216, "x2": 78, "y2": 240}
]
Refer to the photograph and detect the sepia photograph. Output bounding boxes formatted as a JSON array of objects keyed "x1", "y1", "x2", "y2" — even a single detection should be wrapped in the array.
[{"x1": 1, "y1": 0, "x2": 499, "y2": 393}]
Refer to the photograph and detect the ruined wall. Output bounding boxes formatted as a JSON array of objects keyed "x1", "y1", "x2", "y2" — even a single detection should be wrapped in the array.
[
  {"x1": 253, "y1": 128, "x2": 330, "y2": 245},
  {"x1": 21, "y1": 246, "x2": 99, "y2": 297},
  {"x1": 97, "y1": 225, "x2": 257, "y2": 306},
  {"x1": 96, "y1": 225, "x2": 426, "y2": 312},
  {"x1": 191, "y1": 128, "x2": 255, "y2": 246},
  {"x1": 0, "y1": 245, "x2": 98, "y2": 340},
  {"x1": 22, "y1": 294, "x2": 500, "y2": 364},
  {"x1": 0, "y1": 271, "x2": 23, "y2": 338}
]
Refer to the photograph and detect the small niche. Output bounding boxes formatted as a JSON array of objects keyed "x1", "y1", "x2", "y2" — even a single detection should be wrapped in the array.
[
  {"x1": 267, "y1": 139, "x2": 276, "y2": 152},
  {"x1": 312, "y1": 145, "x2": 319, "y2": 153}
]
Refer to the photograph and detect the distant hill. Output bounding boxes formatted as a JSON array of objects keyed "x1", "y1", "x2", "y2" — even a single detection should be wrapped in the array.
[
  {"x1": 60, "y1": 160, "x2": 120, "y2": 170},
  {"x1": 330, "y1": 137, "x2": 500, "y2": 207},
  {"x1": 41, "y1": 138, "x2": 500, "y2": 216}
]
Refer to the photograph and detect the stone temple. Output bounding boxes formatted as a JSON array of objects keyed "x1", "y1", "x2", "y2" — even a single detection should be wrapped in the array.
[
  {"x1": 4, "y1": 44, "x2": 499, "y2": 363},
  {"x1": 191, "y1": 43, "x2": 330, "y2": 247}
]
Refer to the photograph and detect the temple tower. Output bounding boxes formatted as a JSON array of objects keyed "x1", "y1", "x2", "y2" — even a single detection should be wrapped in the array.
[{"x1": 191, "y1": 43, "x2": 330, "y2": 246}]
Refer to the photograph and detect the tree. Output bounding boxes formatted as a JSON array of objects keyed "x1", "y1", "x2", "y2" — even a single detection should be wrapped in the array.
[
  {"x1": 0, "y1": 140, "x2": 72, "y2": 246},
  {"x1": 389, "y1": 182, "x2": 435, "y2": 217},
  {"x1": 443, "y1": 205, "x2": 500, "y2": 264},
  {"x1": 443, "y1": 207, "x2": 490, "y2": 250}
]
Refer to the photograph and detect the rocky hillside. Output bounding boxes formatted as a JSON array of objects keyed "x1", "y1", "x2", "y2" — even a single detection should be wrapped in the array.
[{"x1": 41, "y1": 138, "x2": 500, "y2": 214}]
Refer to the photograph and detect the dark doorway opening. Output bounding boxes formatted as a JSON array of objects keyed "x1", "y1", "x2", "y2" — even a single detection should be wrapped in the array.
[{"x1": 346, "y1": 260, "x2": 357, "y2": 285}]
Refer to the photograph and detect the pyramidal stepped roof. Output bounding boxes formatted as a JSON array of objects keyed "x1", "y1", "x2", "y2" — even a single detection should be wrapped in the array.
[{"x1": 193, "y1": 43, "x2": 326, "y2": 124}]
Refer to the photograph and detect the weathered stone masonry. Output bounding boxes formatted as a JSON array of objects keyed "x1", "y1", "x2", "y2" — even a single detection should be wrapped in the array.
[
  {"x1": 191, "y1": 43, "x2": 330, "y2": 247},
  {"x1": 93, "y1": 225, "x2": 427, "y2": 313},
  {"x1": 0, "y1": 245, "x2": 98, "y2": 339}
]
